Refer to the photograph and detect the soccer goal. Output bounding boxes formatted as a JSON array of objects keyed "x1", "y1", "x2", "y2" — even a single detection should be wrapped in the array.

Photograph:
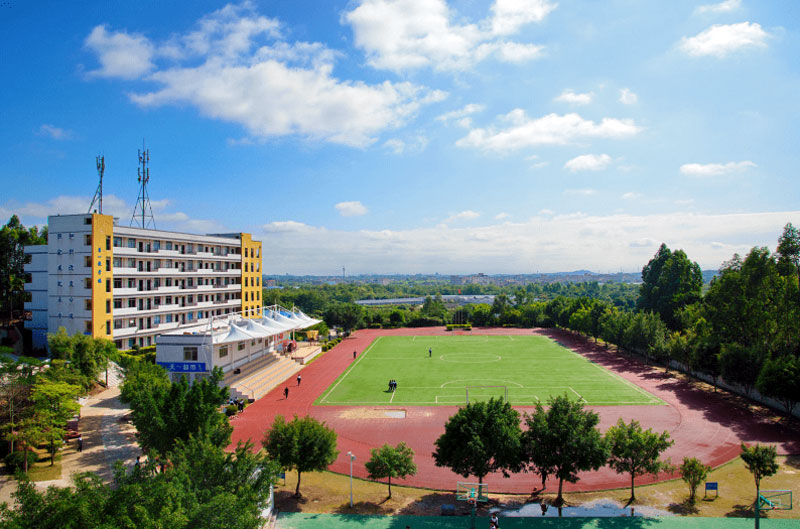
[{"x1": 465, "y1": 385, "x2": 508, "y2": 404}]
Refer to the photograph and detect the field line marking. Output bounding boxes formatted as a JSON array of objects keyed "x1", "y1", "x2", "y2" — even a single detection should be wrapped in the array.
[
  {"x1": 558, "y1": 342, "x2": 663, "y2": 405},
  {"x1": 390, "y1": 390, "x2": 396, "y2": 403},
  {"x1": 568, "y1": 386, "x2": 587, "y2": 403},
  {"x1": 319, "y1": 336, "x2": 382, "y2": 403}
]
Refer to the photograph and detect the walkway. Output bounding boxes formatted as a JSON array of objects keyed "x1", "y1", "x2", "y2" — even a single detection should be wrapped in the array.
[{"x1": 0, "y1": 386, "x2": 139, "y2": 506}]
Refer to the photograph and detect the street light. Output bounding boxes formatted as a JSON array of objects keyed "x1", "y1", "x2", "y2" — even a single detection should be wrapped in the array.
[{"x1": 347, "y1": 451, "x2": 356, "y2": 508}]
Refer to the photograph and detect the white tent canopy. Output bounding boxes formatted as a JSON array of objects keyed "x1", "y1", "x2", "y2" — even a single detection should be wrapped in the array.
[{"x1": 214, "y1": 324, "x2": 256, "y2": 344}]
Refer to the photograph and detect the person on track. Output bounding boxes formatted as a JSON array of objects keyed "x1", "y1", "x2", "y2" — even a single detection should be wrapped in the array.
[{"x1": 284, "y1": 387, "x2": 289, "y2": 399}]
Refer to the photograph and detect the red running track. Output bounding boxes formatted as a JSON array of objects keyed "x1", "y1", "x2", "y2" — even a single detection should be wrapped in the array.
[{"x1": 229, "y1": 328, "x2": 799, "y2": 494}]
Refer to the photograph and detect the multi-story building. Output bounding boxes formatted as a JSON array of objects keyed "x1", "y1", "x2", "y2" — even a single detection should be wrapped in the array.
[{"x1": 24, "y1": 213, "x2": 263, "y2": 350}]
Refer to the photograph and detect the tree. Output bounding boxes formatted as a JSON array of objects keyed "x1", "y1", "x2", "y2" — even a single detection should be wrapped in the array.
[
  {"x1": 365, "y1": 442, "x2": 417, "y2": 498},
  {"x1": 262, "y1": 415, "x2": 338, "y2": 497},
  {"x1": 324, "y1": 303, "x2": 364, "y2": 334},
  {"x1": 719, "y1": 343, "x2": 763, "y2": 397},
  {"x1": 0, "y1": 356, "x2": 38, "y2": 453},
  {"x1": 680, "y1": 457, "x2": 710, "y2": 502},
  {"x1": 521, "y1": 395, "x2": 607, "y2": 505},
  {"x1": 755, "y1": 355, "x2": 800, "y2": 419},
  {"x1": 740, "y1": 443, "x2": 778, "y2": 506},
  {"x1": 121, "y1": 365, "x2": 231, "y2": 455},
  {"x1": 605, "y1": 418, "x2": 674, "y2": 502},
  {"x1": 433, "y1": 397, "x2": 522, "y2": 484},
  {"x1": 0, "y1": 215, "x2": 47, "y2": 318},
  {"x1": 46, "y1": 328, "x2": 116, "y2": 389},
  {"x1": 30, "y1": 379, "x2": 81, "y2": 465},
  {"x1": 638, "y1": 244, "x2": 703, "y2": 330}
]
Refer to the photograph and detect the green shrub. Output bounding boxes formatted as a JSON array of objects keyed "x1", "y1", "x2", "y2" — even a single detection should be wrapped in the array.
[
  {"x1": 4, "y1": 450, "x2": 38, "y2": 472},
  {"x1": 225, "y1": 404, "x2": 238, "y2": 417}
]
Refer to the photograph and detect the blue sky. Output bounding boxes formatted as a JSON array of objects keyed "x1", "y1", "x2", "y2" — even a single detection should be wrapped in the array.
[{"x1": 2, "y1": 0, "x2": 799, "y2": 274}]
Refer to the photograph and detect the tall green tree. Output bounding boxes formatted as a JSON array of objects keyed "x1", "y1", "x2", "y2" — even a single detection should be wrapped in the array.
[
  {"x1": 120, "y1": 366, "x2": 231, "y2": 455},
  {"x1": 262, "y1": 415, "x2": 339, "y2": 497},
  {"x1": 740, "y1": 443, "x2": 779, "y2": 508},
  {"x1": 31, "y1": 379, "x2": 81, "y2": 465},
  {"x1": 680, "y1": 457, "x2": 710, "y2": 502},
  {"x1": 47, "y1": 328, "x2": 116, "y2": 389},
  {"x1": 755, "y1": 355, "x2": 800, "y2": 418},
  {"x1": 638, "y1": 244, "x2": 703, "y2": 330},
  {"x1": 521, "y1": 395, "x2": 607, "y2": 505},
  {"x1": 0, "y1": 215, "x2": 47, "y2": 318},
  {"x1": 433, "y1": 397, "x2": 522, "y2": 484},
  {"x1": 605, "y1": 418, "x2": 674, "y2": 502},
  {"x1": 364, "y1": 442, "x2": 417, "y2": 498}
]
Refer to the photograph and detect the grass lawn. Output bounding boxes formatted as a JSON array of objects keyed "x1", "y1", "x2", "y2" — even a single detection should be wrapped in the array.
[
  {"x1": 272, "y1": 456, "x2": 799, "y2": 521},
  {"x1": 316, "y1": 335, "x2": 662, "y2": 406}
]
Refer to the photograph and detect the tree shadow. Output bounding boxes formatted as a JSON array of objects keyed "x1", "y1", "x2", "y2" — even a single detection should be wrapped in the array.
[
  {"x1": 725, "y1": 504, "x2": 755, "y2": 518},
  {"x1": 332, "y1": 500, "x2": 394, "y2": 515},
  {"x1": 273, "y1": 489, "x2": 309, "y2": 512},
  {"x1": 785, "y1": 455, "x2": 800, "y2": 469},
  {"x1": 667, "y1": 499, "x2": 700, "y2": 515}
]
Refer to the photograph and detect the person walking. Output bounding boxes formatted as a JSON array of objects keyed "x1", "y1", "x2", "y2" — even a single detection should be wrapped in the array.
[
  {"x1": 297, "y1": 374, "x2": 302, "y2": 386},
  {"x1": 429, "y1": 347, "x2": 432, "y2": 358},
  {"x1": 77, "y1": 434, "x2": 83, "y2": 452},
  {"x1": 354, "y1": 350, "x2": 357, "y2": 359},
  {"x1": 284, "y1": 386, "x2": 289, "y2": 399}
]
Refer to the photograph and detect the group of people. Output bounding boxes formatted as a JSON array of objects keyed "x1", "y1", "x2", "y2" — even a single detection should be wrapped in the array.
[
  {"x1": 388, "y1": 379, "x2": 398, "y2": 392},
  {"x1": 228, "y1": 397, "x2": 246, "y2": 412}
]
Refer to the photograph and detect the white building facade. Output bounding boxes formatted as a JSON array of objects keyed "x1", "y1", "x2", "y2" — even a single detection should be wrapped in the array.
[{"x1": 24, "y1": 213, "x2": 263, "y2": 350}]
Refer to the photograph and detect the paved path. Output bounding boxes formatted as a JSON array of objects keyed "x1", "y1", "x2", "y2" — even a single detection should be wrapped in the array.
[
  {"x1": 231, "y1": 327, "x2": 800, "y2": 494},
  {"x1": 0, "y1": 386, "x2": 139, "y2": 506}
]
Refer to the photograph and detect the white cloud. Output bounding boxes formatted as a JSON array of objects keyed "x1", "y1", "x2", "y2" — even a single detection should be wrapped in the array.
[
  {"x1": 456, "y1": 111, "x2": 641, "y2": 152},
  {"x1": 436, "y1": 103, "x2": 486, "y2": 122},
  {"x1": 342, "y1": 0, "x2": 553, "y2": 72},
  {"x1": 679, "y1": 160, "x2": 756, "y2": 176},
  {"x1": 494, "y1": 212, "x2": 510, "y2": 220},
  {"x1": 85, "y1": 4, "x2": 446, "y2": 147},
  {"x1": 619, "y1": 88, "x2": 637, "y2": 105},
  {"x1": 538, "y1": 209, "x2": 555, "y2": 216},
  {"x1": 383, "y1": 139, "x2": 405, "y2": 154},
  {"x1": 335, "y1": 201, "x2": 369, "y2": 217},
  {"x1": 36, "y1": 124, "x2": 73, "y2": 140},
  {"x1": 564, "y1": 153, "x2": 612, "y2": 172},
  {"x1": 564, "y1": 188, "x2": 597, "y2": 196},
  {"x1": 679, "y1": 22, "x2": 769, "y2": 57},
  {"x1": 444, "y1": 210, "x2": 480, "y2": 223},
  {"x1": 554, "y1": 90, "x2": 593, "y2": 105},
  {"x1": 695, "y1": 0, "x2": 741, "y2": 15},
  {"x1": 621, "y1": 192, "x2": 641, "y2": 200},
  {"x1": 253, "y1": 210, "x2": 800, "y2": 274},
  {"x1": 84, "y1": 25, "x2": 155, "y2": 79}
]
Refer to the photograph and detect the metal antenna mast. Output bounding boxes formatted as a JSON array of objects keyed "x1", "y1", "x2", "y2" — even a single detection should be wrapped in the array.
[
  {"x1": 88, "y1": 155, "x2": 105, "y2": 214},
  {"x1": 130, "y1": 141, "x2": 156, "y2": 229}
]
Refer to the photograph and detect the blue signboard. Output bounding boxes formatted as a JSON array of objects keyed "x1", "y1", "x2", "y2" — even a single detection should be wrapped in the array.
[{"x1": 157, "y1": 362, "x2": 207, "y2": 373}]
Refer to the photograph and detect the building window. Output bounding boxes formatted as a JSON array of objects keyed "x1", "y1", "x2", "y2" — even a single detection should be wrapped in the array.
[
  {"x1": 85, "y1": 321, "x2": 92, "y2": 333},
  {"x1": 114, "y1": 236, "x2": 122, "y2": 247},
  {"x1": 165, "y1": 314, "x2": 173, "y2": 323},
  {"x1": 237, "y1": 342, "x2": 245, "y2": 351},
  {"x1": 85, "y1": 299, "x2": 92, "y2": 311},
  {"x1": 127, "y1": 238, "x2": 136, "y2": 248},
  {"x1": 106, "y1": 299, "x2": 111, "y2": 314},
  {"x1": 106, "y1": 320, "x2": 111, "y2": 335},
  {"x1": 128, "y1": 299, "x2": 136, "y2": 308},
  {"x1": 153, "y1": 315, "x2": 161, "y2": 325},
  {"x1": 183, "y1": 347, "x2": 198, "y2": 361},
  {"x1": 106, "y1": 236, "x2": 111, "y2": 251},
  {"x1": 166, "y1": 241, "x2": 172, "y2": 250},
  {"x1": 106, "y1": 259, "x2": 111, "y2": 272},
  {"x1": 106, "y1": 279, "x2": 111, "y2": 293},
  {"x1": 114, "y1": 319, "x2": 124, "y2": 329},
  {"x1": 113, "y1": 299, "x2": 122, "y2": 309},
  {"x1": 219, "y1": 346, "x2": 228, "y2": 358},
  {"x1": 84, "y1": 234, "x2": 92, "y2": 245}
]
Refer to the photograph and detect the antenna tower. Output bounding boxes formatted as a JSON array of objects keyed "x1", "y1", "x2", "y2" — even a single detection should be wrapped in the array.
[
  {"x1": 130, "y1": 141, "x2": 156, "y2": 229},
  {"x1": 88, "y1": 155, "x2": 105, "y2": 214}
]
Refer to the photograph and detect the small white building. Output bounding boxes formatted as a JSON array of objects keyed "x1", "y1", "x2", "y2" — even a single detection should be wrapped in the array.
[{"x1": 155, "y1": 306, "x2": 320, "y2": 384}]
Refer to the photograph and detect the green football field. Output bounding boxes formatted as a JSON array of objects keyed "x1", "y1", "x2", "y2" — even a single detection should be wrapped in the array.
[{"x1": 316, "y1": 335, "x2": 663, "y2": 406}]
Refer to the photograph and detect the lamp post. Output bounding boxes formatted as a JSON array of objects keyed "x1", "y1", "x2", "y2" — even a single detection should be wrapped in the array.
[{"x1": 347, "y1": 451, "x2": 356, "y2": 508}]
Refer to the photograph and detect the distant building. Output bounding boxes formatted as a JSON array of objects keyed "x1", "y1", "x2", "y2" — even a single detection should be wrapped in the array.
[{"x1": 24, "y1": 213, "x2": 263, "y2": 350}]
